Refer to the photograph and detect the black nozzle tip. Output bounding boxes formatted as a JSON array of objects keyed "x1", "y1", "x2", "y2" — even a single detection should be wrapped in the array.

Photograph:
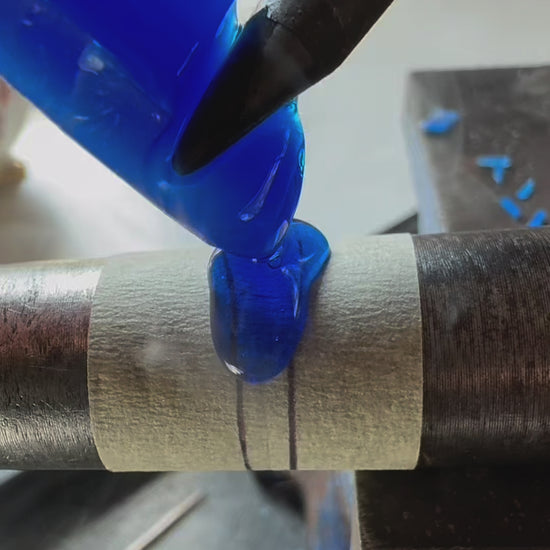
[{"x1": 172, "y1": 10, "x2": 312, "y2": 175}]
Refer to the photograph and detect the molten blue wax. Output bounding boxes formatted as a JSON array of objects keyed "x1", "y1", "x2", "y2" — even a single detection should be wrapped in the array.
[
  {"x1": 0, "y1": 0, "x2": 304, "y2": 258},
  {"x1": 0, "y1": 0, "x2": 331, "y2": 383},
  {"x1": 209, "y1": 222, "x2": 330, "y2": 384}
]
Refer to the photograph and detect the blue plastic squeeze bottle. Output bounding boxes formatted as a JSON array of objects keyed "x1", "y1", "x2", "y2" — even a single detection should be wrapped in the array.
[{"x1": 0, "y1": 0, "x2": 305, "y2": 258}]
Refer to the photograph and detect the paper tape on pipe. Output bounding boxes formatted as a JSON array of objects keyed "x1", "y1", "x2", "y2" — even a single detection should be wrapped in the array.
[
  {"x1": 293, "y1": 234, "x2": 423, "y2": 469},
  {"x1": 87, "y1": 235, "x2": 422, "y2": 471}
]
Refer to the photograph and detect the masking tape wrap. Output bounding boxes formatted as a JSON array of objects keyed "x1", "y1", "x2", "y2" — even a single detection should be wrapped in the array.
[{"x1": 87, "y1": 234, "x2": 422, "y2": 471}]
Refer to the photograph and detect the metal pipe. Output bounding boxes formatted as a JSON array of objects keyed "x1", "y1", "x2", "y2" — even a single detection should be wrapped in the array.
[
  {"x1": 0, "y1": 229, "x2": 548, "y2": 470},
  {"x1": 415, "y1": 229, "x2": 550, "y2": 467},
  {"x1": 0, "y1": 260, "x2": 104, "y2": 469}
]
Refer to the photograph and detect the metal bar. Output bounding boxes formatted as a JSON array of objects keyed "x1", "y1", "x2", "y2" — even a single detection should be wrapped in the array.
[
  {"x1": 415, "y1": 229, "x2": 550, "y2": 466},
  {"x1": 0, "y1": 229, "x2": 547, "y2": 469}
]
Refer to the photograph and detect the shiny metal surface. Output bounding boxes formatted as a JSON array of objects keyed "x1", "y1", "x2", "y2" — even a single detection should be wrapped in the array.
[
  {"x1": 415, "y1": 228, "x2": 550, "y2": 467},
  {"x1": 0, "y1": 260, "x2": 103, "y2": 468}
]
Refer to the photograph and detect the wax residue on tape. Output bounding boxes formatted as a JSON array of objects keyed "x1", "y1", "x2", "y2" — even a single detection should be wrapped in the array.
[{"x1": 476, "y1": 155, "x2": 512, "y2": 185}]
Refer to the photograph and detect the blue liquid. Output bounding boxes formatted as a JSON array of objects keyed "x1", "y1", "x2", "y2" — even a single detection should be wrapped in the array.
[
  {"x1": 0, "y1": 0, "x2": 304, "y2": 258},
  {"x1": 209, "y1": 222, "x2": 330, "y2": 384},
  {"x1": 0, "y1": 0, "x2": 331, "y2": 383}
]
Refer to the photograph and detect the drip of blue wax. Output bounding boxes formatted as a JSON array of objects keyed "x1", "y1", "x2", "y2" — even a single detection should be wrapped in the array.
[{"x1": 209, "y1": 222, "x2": 330, "y2": 384}]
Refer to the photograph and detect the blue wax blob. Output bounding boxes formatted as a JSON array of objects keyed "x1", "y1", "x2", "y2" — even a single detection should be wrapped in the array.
[
  {"x1": 422, "y1": 109, "x2": 460, "y2": 135},
  {"x1": 476, "y1": 155, "x2": 512, "y2": 185},
  {"x1": 209, "y1": 221, "x2": 331, "y2": 384},
  {"x1": 0, "y1": 0, "x2": 304, "y2": 258}
]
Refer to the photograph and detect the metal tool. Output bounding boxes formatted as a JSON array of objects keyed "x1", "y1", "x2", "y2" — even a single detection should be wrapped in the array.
[{"x1": 173, "y1": 0, "x2": 394, "y2": 174}]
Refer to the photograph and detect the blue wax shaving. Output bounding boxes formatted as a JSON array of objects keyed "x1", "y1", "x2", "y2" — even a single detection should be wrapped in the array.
[
  {"x1": 499, "y1": 197, "x2": 522, "y2": 221},
  {"x1": 476, "y1": 155, "x2": 512, "y2": 184},
  {"x1": 516, "y1": 178, "x2": 536, "y2": 201},
  {"x1": 528, "y1": 209, "x2": 548, "y2": 228},
  {"x1": 209, "y1": 222, "x2": 330, "y2": 384},
  {"x1": 0, "y1": 0, "x2": 304, "y2": 258},
  {"x1": 422, "y1": 109, "x2": 460, "y2": 135}
]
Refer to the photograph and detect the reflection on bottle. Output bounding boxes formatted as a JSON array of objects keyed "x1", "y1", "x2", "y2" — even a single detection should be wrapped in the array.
[{"x1": 209, "y1": 221, "x2": 330, "y2": 384}]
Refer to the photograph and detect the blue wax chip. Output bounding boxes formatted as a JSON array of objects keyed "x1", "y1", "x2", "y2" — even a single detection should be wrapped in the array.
[
  {"x1": 527, "y1": 209, "x2": 548, "y2": 228},
  {"x1": 422, "y1": 109, "x2": 460, "y2": 135},
  {"x1": 476, "y1": 155, "x2": 513, "y2": 184},
  {"x1": 499, "y1": 197, "x2": 522, "y2": 220},
  {"x1": 516, "y1": 178, "x2": 536, "y2": 201}
]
